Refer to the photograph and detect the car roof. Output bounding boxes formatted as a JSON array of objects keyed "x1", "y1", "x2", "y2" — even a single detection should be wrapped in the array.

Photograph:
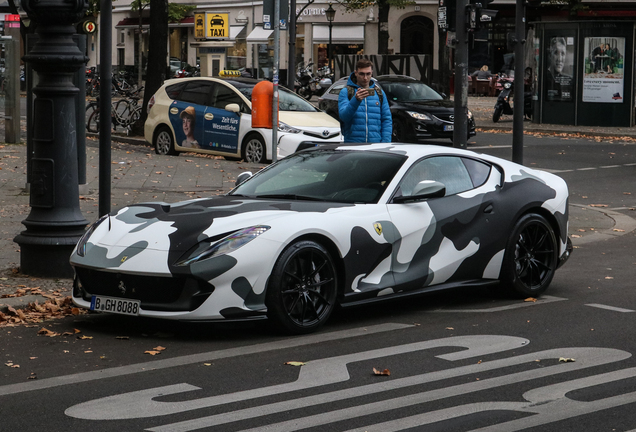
[
  {"x1": 162, "y1": 76, "x2": 291, "y2": 89},
  {"x1": 312, "y1": 142, "x2": 484, "y2": 159},
  {"x1": 375, "y1": 75, "x2": 419, "y2": 83}
]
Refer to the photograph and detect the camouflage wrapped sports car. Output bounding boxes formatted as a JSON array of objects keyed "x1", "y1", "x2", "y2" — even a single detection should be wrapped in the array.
[{"x1": 70, "y1": 143, "x2": 572, "y2": 334}]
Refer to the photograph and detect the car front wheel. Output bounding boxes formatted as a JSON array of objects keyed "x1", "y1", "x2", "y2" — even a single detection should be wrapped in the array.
[
  {"x1": 242, "y1": 133, "x2": 266, "y2": 163},
  {"x1": 392, "y1": 119, "x2": 405, "y2": 142},
  {"x1": 154, "y1": 126, "x2": 179, "y2": 156},
  {"x1": 266, "y1": 240, "x2": 338, "y2": 334},
  {"x1": 500, "y1": 213, "x2": 557, "y2": 297}
]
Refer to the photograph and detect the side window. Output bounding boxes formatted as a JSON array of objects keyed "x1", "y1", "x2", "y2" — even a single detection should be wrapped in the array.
[
  {"x1": 212, "y1": 84, "x2": 245, "y2": 111},
  {"x1": 179, "y1": 81, "x2": 214, "y2": 106},
  {"x1": 329, "y1": 83, "x2": 345, "y2": 95},
  {"x1": 462, "y1": 157, "x2": 492, "y2": 188},
  {"x1": 165, "y1": 82, "x2": 187, "y2": 100},
  {"x1": 398, "y1": 156, "x2": 475, "y2": 197}
]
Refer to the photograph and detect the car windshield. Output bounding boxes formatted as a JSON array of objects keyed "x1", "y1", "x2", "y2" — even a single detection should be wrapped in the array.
[
  {"x1": 234, "y1": 83, "x2": 319, "y2": 112},
  {"x1": 380, "y1": 81, "x2": 444, "y2": 102},
  {"x1": 230, "y1": 149, "x2": 407, "y2": 204}
]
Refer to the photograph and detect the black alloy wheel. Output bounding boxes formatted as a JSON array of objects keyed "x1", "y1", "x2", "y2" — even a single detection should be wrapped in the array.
[
  {"x1": 500, "y1": 213, "x2": 558, "y2": 297},
  {"x1": 266, "y1": 240, "x2": 338, "y2": 334},
  {"x1": 392, "y1": 119, "x2": 405, "y2": 142}
]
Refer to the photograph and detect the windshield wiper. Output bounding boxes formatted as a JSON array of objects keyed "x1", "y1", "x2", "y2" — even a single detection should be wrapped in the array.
[{"x1": 257, "y1": 194, "x2": 326, "y2": 202}]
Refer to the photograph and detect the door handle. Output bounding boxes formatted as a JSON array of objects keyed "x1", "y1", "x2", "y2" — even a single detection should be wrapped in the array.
[{"x1": 483, "y1": 204, "x2": 494, "y2": 213}]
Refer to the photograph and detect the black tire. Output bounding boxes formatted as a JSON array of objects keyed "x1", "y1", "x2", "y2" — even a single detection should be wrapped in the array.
[
  {"x1": 154, "y1": 126, "x2": 179, "y2": 156},
  {"x1": 500, "y1": 213, "x2": 558, "y2": 297},
  {"x1": 87, "y1": 108, "x2": 100, "y2": 133},
  {"x1": 266, "y1": 240, "x2": 338, "y2": 334},
  {"x1": 493, "y1": 105, "x2": 503, "y2": 123},
  {"x1": 85, "y1": 103, "x2": 98, "y2": 132},
  {"x1": 242, "y1": 133, "x2": 266, "y2": 163},
  {"x1": 392, "y1": 119, "x2": 405, "y2": 142}
]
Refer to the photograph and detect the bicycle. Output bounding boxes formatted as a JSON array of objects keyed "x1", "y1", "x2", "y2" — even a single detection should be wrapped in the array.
[{"x1": 86, "y1": 96, "x2": 142, "y2": 134}]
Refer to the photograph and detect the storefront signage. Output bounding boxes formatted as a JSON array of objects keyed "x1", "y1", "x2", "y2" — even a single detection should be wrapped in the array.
[
  {"x1": 206, "y1": 12, "x2": 229, "y2": 39},
  {"x1": 582, "y1": 37, "x2": 625, "y2": 103},
  {"x1": 83, "y1": 21, "x2": 97, "y2": 34}
]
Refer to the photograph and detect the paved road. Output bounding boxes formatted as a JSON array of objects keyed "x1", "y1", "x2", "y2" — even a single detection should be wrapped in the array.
[{"x1": 2, "y1": 132, "x2": 636, "y2": 431}]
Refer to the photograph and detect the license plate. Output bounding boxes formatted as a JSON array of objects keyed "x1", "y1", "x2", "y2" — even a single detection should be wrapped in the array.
[
  {"x1": 444, "y1": 125, "x2": 454, "y2": 131},
  {"x1": 90, "y1": 296, "x2": 140, "y2": 316}
]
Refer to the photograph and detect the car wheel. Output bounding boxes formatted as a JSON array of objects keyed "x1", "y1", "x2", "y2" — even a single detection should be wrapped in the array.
[
  {"x1": 242, "y1": 133, "x2": 266, "y2": 163},
  {"x1": 500, "y1": 213, "x2": 557, "y2": 297},
  {"x1": 154, "y1": 126, "x2": 179, "y2": 156},
  {"x1": 493, "y1": 106, "x2": 503, "y2": 123},
  {"x1": 266, "y1": 240, "x2": 338, "y2": 334},
  {"x1": 392, "y1": 120, "x2": 405, "y2": 142}
]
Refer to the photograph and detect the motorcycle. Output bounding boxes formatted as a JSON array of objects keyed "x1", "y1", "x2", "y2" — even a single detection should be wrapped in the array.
[
  {"x1": 492, "y1": 74, "x2": 533, "y2": 123},
  {"x1": 295, "y1": 61, "x2": 332, "y2": 100}
]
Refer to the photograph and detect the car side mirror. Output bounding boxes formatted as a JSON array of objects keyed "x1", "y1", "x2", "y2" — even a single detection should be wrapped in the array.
[
  {"x1": 235, "y1": 171, "x2": 253, "y2": 186},
  {"x1": 225, "y1": 103, "x2": 240, "y2": 113},
  {"x1": 393, "y1": 180, "x2": 446, "y2": 203}
]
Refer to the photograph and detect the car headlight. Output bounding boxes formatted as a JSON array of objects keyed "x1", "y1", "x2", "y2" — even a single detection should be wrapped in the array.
[
  {"x1": 407, "y1": 111, "x2": 432, "y2": 121},
  {"x1": 175, "y1": 225, "x2": 270, "y2": 266},
  {"x1": 278, "y1": 122, "x2": 301, "y2": 134},
  {"x1": 76, "y1": 215, "x2": 109, "y2": 257},
  {"x1": 467, "y1": 110, "x2": 473, "y2": 120}
]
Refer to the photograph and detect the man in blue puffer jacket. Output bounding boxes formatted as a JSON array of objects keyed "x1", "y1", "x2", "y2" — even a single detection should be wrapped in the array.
[{"x1": 338, "y1": 59, "x2": 392, "y2": 143}]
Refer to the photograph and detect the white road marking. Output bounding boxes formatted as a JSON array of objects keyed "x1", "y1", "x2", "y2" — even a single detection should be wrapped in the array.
[
  {"x1": 432, "y1": 295, "x2": 566, "y2": 313},
  {"x1": 577, "y1": 167, "x2": 597, "y2": 170},
  {"x1": 586, "y1": 303, "x2": 635, "y2": 313},
  {"x1": 470, "y1": 145, "x2": 512, "y2": 149},
  {"x1": 67, "y1": 335, "x2": 529, "y2": 420},
  {"x1": 600, "y1": 165, "x2": 621, "y2": 168},
  {"x1": 0, "y1": 323, "x2": 412, "y2": 397}
]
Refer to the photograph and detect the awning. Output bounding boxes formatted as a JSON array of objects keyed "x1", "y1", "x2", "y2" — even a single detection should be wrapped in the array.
[
  {"x1": 116, "y1": 16, "x2": 194, "y2": 29},
  {"x1": 246, "y1": 26, "x2": 274, "y2": 43},
  {"x1": 312, "y1": 25, "x2": 365, "y2": 43}
]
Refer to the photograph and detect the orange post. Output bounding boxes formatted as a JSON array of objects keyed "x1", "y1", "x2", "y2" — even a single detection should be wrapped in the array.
[{"x1": 251, "y1": 81, "x2": 274, "y2": 128}]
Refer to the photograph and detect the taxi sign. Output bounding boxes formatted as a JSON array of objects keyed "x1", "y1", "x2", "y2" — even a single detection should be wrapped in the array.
[
  {"x1": 219, "y1": 70, "x2": 241, "y2": 77},
  {"x1": 206, "y1": 12, "x2": 229, "y2": 39},
  {"x1": 194, "y1": 12, "x2": 205, "y2": 39}
]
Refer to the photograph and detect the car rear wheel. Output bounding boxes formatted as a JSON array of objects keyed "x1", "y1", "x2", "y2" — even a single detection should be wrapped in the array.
[
  {"x1": 266, "y1": 240, "x2": 338, "y2": 334},
  {"x1": 242, "y1": 133, "x2": 266, "y2": 163},
  {"x1": 500, "y1": 213, "x2": 557, "y2": 297},
  {"x1": 154, "y1": 126, "x2": 179, "y2": 156}
]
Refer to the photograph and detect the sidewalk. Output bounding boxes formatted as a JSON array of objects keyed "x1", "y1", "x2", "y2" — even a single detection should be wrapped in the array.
[{"x1": 2, "y1": 109, "x2": 636, "y2": 314}]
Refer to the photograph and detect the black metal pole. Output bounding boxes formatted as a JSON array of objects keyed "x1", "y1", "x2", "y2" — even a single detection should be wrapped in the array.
[
  {"x1": 15, "y1": 0, "x2": 89, "y2": 277},
  {"x1": 287, "y1": 0, "x2": 296, "y2": 90},
  {"x1": 453, "y1": 0, "x2": 468, "y2": 149},
  {"x1": 99, "y1": 0, "x2": 112, "y2": 216},
  {"x1": 328, "y1": 21, "x2": 332, "y2": 73},
  {"x1": 512, "y1": 0, "x2": 525, "y2": 164}
]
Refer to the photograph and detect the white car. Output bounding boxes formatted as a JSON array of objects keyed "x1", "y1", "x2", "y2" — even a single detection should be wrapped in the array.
[{"x1": 144, "y1": 77, "x2": 342, "y2": 163}]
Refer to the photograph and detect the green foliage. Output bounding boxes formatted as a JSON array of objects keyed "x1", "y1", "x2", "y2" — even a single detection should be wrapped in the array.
[
  {"x1": 340, "y1": 0, "x2": 413, "y2": 13},
  {"x1": 169, "y1": 4, "x2": 196, "y2": 22},
  {"x1": 86, "y1": 0, "x2": 101, "y2": 17},
  {"x1": 130, "y1": 0, "x2": 151, "y2": 12}
]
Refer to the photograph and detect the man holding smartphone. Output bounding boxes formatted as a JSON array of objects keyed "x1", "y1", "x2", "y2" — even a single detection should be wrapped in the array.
[{"x1": 338, "y1": 59, "x2": 392, "y2": 143}]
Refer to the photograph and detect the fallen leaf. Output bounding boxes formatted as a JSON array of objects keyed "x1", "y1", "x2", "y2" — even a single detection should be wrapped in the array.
[
  {"x1": 613, "y1": 229, "x2": 625, "y2": 232},
  {"x1": 153, "y1": 346, "x2": 166, "y2": 351},
  {"x1": 605, "y1": 276, "x2": 614, "y2": 279},
  {"x1": 145, "y1": 350, "x2": 161, "y2": 355},
  {"x1": 37, "y1": 327, "x2": 59, "y2": 337},
  {"x1": 28, "y1": 373, "x2": 37, "y2": 380},
  {"x1": 284, "y1": 361, "x2": 305, "y2": 367},
  {"x1": 84, "y1": 350, "x2": 93, "y2": 353},
  {"x1": 559, "y1": 357, "x2": 575, "y2": 363},
  {"x1": 373, "y1": 368, "x2": 391, "y2": 376},
  {"x1": 445, "y1": 327, "x2": 454, "y2": 330},
  {"x1": 571, "y1": 234, "x2": 582, "y2": 238},
  {"x1": 524, "y1": 297, "x2": 537, "y2": 302},
  {"x1": 78, "y1": 335, "x2": 93, "y2": 340},
  {"x1": 589, "y1": 204, "x2": 608, "y2": 207},
  {"x1": 203, "y1": 363, "x2": 212, "y2": 366}
]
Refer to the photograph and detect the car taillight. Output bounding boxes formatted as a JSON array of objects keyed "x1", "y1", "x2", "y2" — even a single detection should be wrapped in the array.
[{"x1": 147, "y1": 95, "x2": 155, "y2": 114}]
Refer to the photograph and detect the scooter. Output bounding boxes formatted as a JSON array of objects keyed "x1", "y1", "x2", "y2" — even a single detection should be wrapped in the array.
[
  {"x1": 295, "y1": 61, "x2": 332, "y2": 100},
  {"x1": 492, "y1": 74, "x2": 532, "y2": 122}
]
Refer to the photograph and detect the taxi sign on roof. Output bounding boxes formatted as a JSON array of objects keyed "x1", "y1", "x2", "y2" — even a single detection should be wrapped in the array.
[{"x1": 219, "y1": 70, "x2": 242, "y2": 77}]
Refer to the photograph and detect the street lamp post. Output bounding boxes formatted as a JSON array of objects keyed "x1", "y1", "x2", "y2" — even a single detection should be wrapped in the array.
[{"x1": 326, "y1": 3, "x2": 335, "y2": 72}]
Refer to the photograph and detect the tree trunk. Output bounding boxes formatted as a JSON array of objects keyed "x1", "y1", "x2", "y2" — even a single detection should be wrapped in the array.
[
  {"x1": 132, "y1": 0, "x2": 167, "y2": 135},
  {"x1": 377, "y1": 0, "x2": 390, "y2": 56},
  {"x1": 137, "y1": 9, "x2": 143, "y2": 88}
]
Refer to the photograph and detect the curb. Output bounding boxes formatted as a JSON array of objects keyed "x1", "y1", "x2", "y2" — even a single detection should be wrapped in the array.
[{"x1": 570, "y1": 204, "x2": 636, "y2": 246}]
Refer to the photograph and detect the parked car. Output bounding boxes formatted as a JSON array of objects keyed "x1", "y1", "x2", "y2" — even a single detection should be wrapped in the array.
[
  {"x1": 144, "y1": 77, "x2": 342, "y2": 162},
  {"x1": 70, "y1": 143, "x2": 572, "y2": 334},
  {"x1": 318, "y1": 75, "x2": 476, "y2": 142}
]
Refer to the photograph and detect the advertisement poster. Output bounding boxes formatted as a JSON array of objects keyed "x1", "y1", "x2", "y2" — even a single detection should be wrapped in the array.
[
  {"x1": 583, "y1": 37, "x2": 625, "y2": 103},
  {"x1": 169, "y1": 102, "x2": 240, "y2": 152},
  {"x1": 545, "y1": 36, "x2": 575, "y2": 102}
]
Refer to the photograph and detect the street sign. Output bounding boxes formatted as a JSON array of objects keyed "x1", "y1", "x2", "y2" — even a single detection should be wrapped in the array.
[
  {"x1": 206, "y1": 12, "x2": 229, "y2": 39},
  {"x1": 194, "y1": 13, "x2": 205, "y2": 39}
]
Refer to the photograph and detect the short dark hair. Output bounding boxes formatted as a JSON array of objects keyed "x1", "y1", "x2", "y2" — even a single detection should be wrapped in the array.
[{"x1": 356, "y1": 59, "x2": 373, "y2": 70}]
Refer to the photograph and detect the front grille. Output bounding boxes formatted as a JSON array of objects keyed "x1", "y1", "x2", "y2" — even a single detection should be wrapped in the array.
[
  {"x1": 303, "y1": 131, "x2": 340, "y2": 140},
  {"x1": 433, "y1": 114, "x2": 453, "y2": 123},
  {"x1": 74, "y1": 267, "x2": 214, "y2": 312}
]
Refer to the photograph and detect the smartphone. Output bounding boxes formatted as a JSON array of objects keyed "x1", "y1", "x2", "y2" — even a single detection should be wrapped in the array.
[{"x1": 367, "y1": 88, "x2": 376, "y2": 96}]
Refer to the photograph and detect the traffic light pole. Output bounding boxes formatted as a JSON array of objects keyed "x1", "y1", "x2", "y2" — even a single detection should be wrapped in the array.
[
  {"x1": 453, "y1": 0, "x2": 469, "y2": 149},
  {"x1": 512, "y1": 0, "x2": 525, "y2": 164}
]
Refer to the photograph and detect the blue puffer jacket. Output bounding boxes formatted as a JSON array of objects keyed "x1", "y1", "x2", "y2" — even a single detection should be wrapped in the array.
[{"x1": 338, "y1": 73, "x2": 392, "y2": 143}]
